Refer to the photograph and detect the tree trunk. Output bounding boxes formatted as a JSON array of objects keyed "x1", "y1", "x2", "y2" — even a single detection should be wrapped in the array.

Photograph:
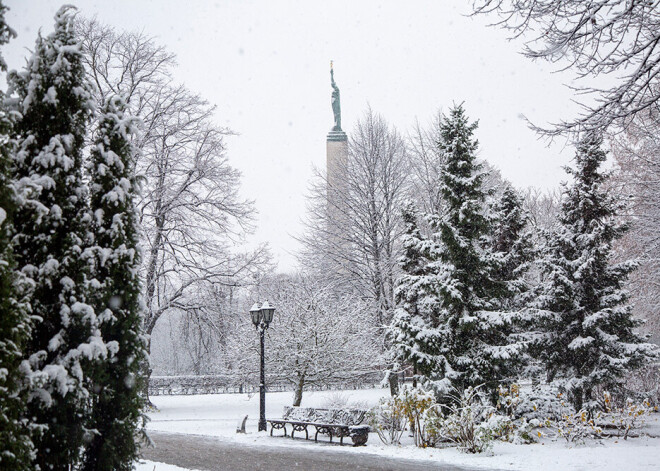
[
  {"x1": 412, "y1": 365, "x2": 418, "y2": 388},
  {"x1": 571, "y1": 386, "x2": 584, "y2": 412},
  {"x1": 389, "y1": 369, "x2": 399, "y2": 397},
  {"x1": 141, "y1": 336, "x2": 155, "y2": 409},
  {"x1": 293, "y1": 374, "x2": 305, "y2": 406}
]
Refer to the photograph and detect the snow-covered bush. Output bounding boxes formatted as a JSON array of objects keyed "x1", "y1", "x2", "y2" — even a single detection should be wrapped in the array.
[
  {"x1": 398, "y1": 385, "x2": 436, "y2": 447},
  {"x1": 516, "y1": 387, "x2": 575, "y2": 421},
  {"x1": 512, "y1": 388, "x2": 601, "y2": 444},
  {"x1": 431, "y1": 385, "x2": 543, "y2": 450},
  {"x1": 322, "y1": 391, "x2": 351, "y2": 409},
  {"x1": 548, "y1": 410, "x2": 603, "y2": 444},
  {"x1": 369, "y1": 395, "x2": 407, "y2": 445},
  {"x1": 487, "y1": 383, "x2": 543, "y2": 444},
  {"x1": 420, "y1": 405, "x2": 444, "y2": 448},
  {"x1": 321, "y1": 391, "x2": 371, "y2": 411},
  {"x1": 369, "y1": 385, "x2": 448, "y2": 447},
  {"x1": 496, "y1": 383, "x2": 522, "y2": 418},
  {"x1": 485, "y1": 414, "x2": 541, "y2": 444},
  {"x1": 601, "y1": 392, "x2": 658, "y2": 440},
  {"x1": 512, "y1": 417, "x2": 542, "y2": 444},
  {"x1": 482, "y1": 413, "x2": 514, "y2": 441},
  {"x1": 437, "y1": 386, "x2": 496, "y2": 453}
]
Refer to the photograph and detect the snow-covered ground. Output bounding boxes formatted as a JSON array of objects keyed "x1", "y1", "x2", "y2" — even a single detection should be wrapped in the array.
[
  {"x1": 137, "y1": 461, "x2": 199, "y2": 471},
  {"x1": 145, "y1": 388, "x2": 660, "y2": 471},
  {"x1": 147, "y1": 388, "x2": 383, "y2": 436}
]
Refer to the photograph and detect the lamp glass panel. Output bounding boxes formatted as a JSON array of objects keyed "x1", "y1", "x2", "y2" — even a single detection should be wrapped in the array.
[
  {"x1": 262, "y1": 307, "x2": 274, "y2": 324},
  {"x1": 250, "y1": 303, "x2": 262, "y2": 325}
]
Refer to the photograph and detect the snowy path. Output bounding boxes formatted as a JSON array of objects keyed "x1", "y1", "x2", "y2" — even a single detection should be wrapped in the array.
[{"x1": 142, "y1": 430, "x2": 493, "y2": 471}]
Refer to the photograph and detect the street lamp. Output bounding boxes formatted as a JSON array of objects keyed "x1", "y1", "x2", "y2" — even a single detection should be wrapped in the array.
[{"x1": 250, "y1": 301, "x2": 275, "y2": 432}]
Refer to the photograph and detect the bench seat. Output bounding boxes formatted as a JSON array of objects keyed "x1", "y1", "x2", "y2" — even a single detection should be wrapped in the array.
[{"x1": 267, "y1": 406, "x2": 370, "y2": 446}]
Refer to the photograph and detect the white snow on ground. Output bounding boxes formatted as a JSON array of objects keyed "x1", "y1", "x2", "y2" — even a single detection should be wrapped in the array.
[
  {"x1": 137, "y1": 460, "x2": 199, "y2": 471},
  {"x1": 146, "y1": 388, "x2": 660, "y2": 471},
  {"x1": 147, "y1": 388, "x2": 384, "y2": 436}
]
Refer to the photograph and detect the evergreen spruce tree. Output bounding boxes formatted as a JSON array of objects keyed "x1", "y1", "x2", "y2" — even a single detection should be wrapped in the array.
[
  {"x1": 82, "y1": 95, "x2": 146, "y2": 471},
  {"x1": 533, "y1": 133, "x2": 657, "y2": 411},
  {"x1": 489, "y1": 184, "x2": 534, "y2": 311},
  {"x1": 390, "y1": 201, "x2": 442, "y2": 380},
  {"x1": 0, "y1": 2, "x2": 34, "y2": 469},
  {"x1": 425, "y1": 105, "x2": 524, "y2": 402},
  {"x1": 9, "y1": 7, "x2": 104, "y2": 469}
]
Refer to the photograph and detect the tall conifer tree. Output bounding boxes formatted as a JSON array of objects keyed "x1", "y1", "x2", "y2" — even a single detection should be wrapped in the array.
[
  {"x1": 82, "y1": 95, "x2": 146, "y2": 471},
  {"x1": 0, "y1": 2, "x2": 34, "y2": 469},
  {"x1": 533, "y1": 133, "x2": 657, "y2": 411},
  {"x1": 424, "y1": 105, "x2": 524, "y2": 401},
  {"x1": 391, "y1": 201, "x2": 442, "y2": 380},
  {"x1": 393, "y1": 106, "x2": 526, "y2": 402},
  {"x1": 489, "y1": 184, "x2": 534, "y2": 311},
  {"x1": 9, "y1": 7, "x2": 104, "y2": 469}
]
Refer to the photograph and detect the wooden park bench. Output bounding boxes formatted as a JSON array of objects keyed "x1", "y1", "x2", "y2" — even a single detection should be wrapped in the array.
[{"x1": 267, "y1": 406, "x2": 370, "y2": 446}]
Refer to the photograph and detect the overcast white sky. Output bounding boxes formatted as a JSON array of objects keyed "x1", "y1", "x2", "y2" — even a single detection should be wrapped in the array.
[{"x1": 6, "y1": 0, "x2": 580, "y2": 271}]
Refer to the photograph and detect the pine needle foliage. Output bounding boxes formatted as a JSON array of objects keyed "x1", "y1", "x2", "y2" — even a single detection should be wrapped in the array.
[
  {"x1": 81, "y1": 95, "x2": 147, "y2": 471},
  {"x1": 532, "y1": 132, "x2": 658, "y2": 411},
  {"x1": 0, "y1": 2, "x2": 34, "y2": 468},
  {"x1": 9, "y1": 7, "x2": 104, "y2": 469}
]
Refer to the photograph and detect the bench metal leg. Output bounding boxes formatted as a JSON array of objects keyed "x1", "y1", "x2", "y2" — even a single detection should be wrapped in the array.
[{"x1": 268, "y1": 422, "x2": 287, "y2": 437}]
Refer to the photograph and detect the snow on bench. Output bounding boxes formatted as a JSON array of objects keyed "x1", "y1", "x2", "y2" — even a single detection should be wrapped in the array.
[{"x1": 267, "y1": 406, "x2": 370, "y2": 446}]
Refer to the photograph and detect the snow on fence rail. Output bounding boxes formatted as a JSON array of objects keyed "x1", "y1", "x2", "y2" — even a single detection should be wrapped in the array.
[{"x1": 149, "y1": 371, "x2": 385, "y2": 396}]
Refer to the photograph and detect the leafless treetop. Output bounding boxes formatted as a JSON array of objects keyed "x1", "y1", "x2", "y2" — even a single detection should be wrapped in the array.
[{"x1": 473, "y1": 0, "x2": 660, "y2": 136}]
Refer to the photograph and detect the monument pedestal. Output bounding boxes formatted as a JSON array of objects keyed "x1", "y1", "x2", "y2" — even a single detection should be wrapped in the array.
[
  {"x1": 326, "y1": 131, "x2": 348, "y2": 201},
  {"x1": 327, "y1": 130, "x2": 347, "y2": 142}
]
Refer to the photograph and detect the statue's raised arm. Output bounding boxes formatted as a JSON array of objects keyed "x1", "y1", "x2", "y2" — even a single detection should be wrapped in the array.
[{"x1": 330, "y1": 62, "x2": 342, "y2": 132}]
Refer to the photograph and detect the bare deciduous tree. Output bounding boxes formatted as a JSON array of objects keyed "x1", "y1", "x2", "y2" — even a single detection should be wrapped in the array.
[
  {"x1": 472, "y1": 0, "x2": 660, "y2": 135},
  {"x1": 231, "y1": 273, "x2": 380, "y2": 406},
  {"x1": 610, "y1": 112, "x2": 660, "y2": 343},
  {"x1": 299, "y1": 108, "x2": 410, "y2": 327},
  {"x1": 77, "y1": 19, "x2": 270, "y2": 402},
  {"x1": 409, "y1": 113, "x2": 445, "y2": 216},
  {"x1": 522, "y1": 187, "x2": 561, "y2": 233}
]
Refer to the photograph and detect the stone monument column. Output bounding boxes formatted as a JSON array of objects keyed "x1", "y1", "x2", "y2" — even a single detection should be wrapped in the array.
[
  {"x1": 326, "y1": 132, "x2": 347, "y2": 198},
  {"x1": 327, "y1": 62, "x2": 348, "y2": 216}
]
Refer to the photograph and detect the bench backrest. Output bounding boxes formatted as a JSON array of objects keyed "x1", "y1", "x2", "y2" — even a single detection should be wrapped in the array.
[{"x1": 282, "y1": 406, "x2": 366, "y2": 425}]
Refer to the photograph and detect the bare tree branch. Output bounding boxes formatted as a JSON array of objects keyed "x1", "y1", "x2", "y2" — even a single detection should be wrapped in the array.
[{"x1": 472, "y1": 0, "x2": 660, "y2": 136}]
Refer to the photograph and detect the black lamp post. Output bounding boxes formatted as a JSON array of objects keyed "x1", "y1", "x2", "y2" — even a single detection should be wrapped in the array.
[{"x1": 250, "y1": 301, "x2": 275, "y2": 432}]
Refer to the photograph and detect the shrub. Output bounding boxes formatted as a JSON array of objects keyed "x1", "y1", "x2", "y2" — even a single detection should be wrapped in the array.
[
  {"x1": 552, "y1": 410, "x2": 603, "y2": 444},
  {"x1": 482, "y1": 413, "x2": 540, "y2": 445},
  {"x1": 496, "y1": 383, "x2": 521, "y2": 418},
  {"x1": 398, "y1": 385, "x2": 436, "y2": 447},
  {"x1": 437, "y1": 386, "x2": 495, "y2": 453},
  {"x1": 369, "y1": 396, "x2": 407, "y2": 445},
  {"x1": 516, "y1": 387, "x2": 575, "y2": 421},
  {"x1": 489, "y1": 383, "x2": 541, "y2": 444},
  {"x1": 321, "y1": 391, "x2": 351, "y2": 409},
  {"x1": 601, "y1": 392, "x2": 658, "y2": 440},
  {"x1": 420, "y1": 405, "x2": 444, "y2": 448}
]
